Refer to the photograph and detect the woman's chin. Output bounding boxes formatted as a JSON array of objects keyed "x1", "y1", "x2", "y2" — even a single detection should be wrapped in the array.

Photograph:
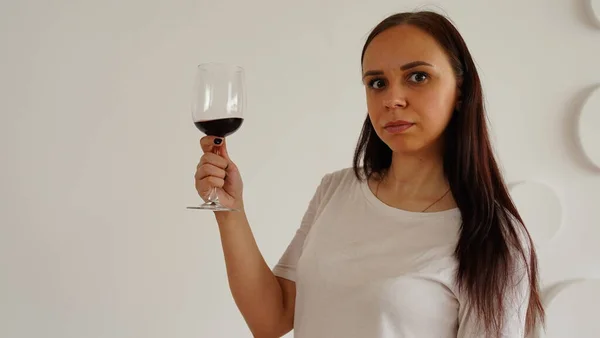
[
  {"x1": 386, "y1": 143, "x2": 420, "y2": 154},
  {"x1": 385, "y1": 139, "x2": 436, "y2": 155}
]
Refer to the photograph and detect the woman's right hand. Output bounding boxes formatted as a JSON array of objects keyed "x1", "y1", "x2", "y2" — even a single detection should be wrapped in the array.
[{"x1": 195, "y1": 136, "x2": 244, "y2": 211}]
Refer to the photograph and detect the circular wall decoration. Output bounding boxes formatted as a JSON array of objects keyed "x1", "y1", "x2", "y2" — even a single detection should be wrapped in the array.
[
  {"x1": 509, "y1": 181, "x2": 562, "y2": 248},
  {"x1": 538, "y1": 279, "x2": 600, "y2": 338},
  {"x1": 579, "y1": 85, "x2": 600, "y2": 170},
  {"x1": 589, "y1": 0, "x2": 600, "y2": 28}
]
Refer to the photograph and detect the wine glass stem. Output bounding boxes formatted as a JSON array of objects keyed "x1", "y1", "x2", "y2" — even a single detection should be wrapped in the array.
[
  {"x1": 207, "y1": 145, "x2": 222, "y2": 204},
  {"x1": 207, "y1": 187, "x2": 219, "y2": 203}
]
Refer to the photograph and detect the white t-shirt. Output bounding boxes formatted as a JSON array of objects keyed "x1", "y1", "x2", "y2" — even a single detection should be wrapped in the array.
[{"x1": 273, "y1": 168, "x2": 530, "y2": 338}]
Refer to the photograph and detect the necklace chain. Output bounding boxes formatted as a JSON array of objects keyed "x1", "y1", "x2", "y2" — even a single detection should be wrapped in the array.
[
  {"x1": 375, "y1": 178, "x2": 451, "y2": 213},
  {"x1": 420, "y1": 188, "x2": 451, "y2": 212}
]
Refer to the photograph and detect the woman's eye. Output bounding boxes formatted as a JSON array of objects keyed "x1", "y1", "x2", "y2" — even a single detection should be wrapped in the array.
[
  {"x1": 409, "y1": 72, "x2": 428, "y2": 83},
  {"x1": 368, "y1": 79, "x2": 386, "y2": 89}
]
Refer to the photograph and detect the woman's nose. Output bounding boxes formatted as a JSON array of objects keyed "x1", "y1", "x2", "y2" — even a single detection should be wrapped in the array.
[
  {"x1": 383, "y1": 97, "x2": 408, "y2": 109},
  {"x1": 383, "y1": 86, "x2": 408, "y2": 109}
]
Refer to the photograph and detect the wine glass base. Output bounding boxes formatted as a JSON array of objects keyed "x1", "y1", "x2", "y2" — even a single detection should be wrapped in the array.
[{"x1": 187, "y1": 201, "x2": 238, "y2": 212}]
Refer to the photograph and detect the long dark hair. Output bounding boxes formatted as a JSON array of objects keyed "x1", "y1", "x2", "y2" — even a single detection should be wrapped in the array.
[{"x1": 353, "y1": 11, "x2": 544, "y2": 337}]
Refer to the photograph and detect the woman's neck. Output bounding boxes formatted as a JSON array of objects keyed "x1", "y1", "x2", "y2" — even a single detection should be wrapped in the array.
[
  {"x1": 387, "y1": 151, "x2": 446, "y2": 194},
  {"x1": 373, "y1": 147, "x2": 455, "y2": 212}
]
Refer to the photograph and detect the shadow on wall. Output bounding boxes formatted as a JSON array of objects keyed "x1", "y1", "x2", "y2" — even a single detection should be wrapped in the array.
[{"x1": 531, "y1": 279, "x2": 600, "y2": 338}]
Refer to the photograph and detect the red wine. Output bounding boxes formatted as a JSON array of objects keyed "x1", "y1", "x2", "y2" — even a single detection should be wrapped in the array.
[{"x1": 194, "y1": 117, "x2": 243, "y2": 137}]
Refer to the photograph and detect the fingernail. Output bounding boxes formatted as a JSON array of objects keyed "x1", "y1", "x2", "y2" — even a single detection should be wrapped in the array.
[{"x1": 214, "y1": 138, "x2": 222, "y2": 145}]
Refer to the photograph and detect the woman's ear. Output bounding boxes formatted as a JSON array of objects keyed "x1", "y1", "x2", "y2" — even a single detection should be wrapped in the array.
[
  {"x1": 455, "y1": 78, "x2": 463, "y2": 111},
  {"x1": 456, "y1": 97, "x2": 462, "y2": 111}
]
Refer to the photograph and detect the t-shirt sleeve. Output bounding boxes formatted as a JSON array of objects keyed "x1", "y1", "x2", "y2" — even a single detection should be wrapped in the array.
[
  {"x1": 457, "y1": 225, "x2": 533, "y2": 338},
  {"x1": 272, "y1": 173, "x2": 331, "y2": 282}
]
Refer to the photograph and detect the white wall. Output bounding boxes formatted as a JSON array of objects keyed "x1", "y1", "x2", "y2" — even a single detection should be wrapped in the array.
[{"x1": 2, "y1": 0, "x2": 600, "y2": 337}]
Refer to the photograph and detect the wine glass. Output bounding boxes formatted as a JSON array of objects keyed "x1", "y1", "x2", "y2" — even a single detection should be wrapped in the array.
[{"x1": 187, "y1": 63, "x2": 245, "y2": 211}]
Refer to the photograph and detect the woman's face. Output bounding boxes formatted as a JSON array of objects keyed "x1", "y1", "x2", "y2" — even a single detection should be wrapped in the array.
[{"x1": 362, "y1": 24, "x2": 460, "y2": 155}]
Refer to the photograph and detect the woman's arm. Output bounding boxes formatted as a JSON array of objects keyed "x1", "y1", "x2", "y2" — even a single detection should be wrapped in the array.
[{"x1": 216, "y1": 211, "x2": 295, "y2": 338}]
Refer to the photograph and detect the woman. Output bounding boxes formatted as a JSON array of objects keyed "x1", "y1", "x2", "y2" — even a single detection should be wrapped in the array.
[{"x1": 194, "y1": 10, "x2": 544, "y2": 338}]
